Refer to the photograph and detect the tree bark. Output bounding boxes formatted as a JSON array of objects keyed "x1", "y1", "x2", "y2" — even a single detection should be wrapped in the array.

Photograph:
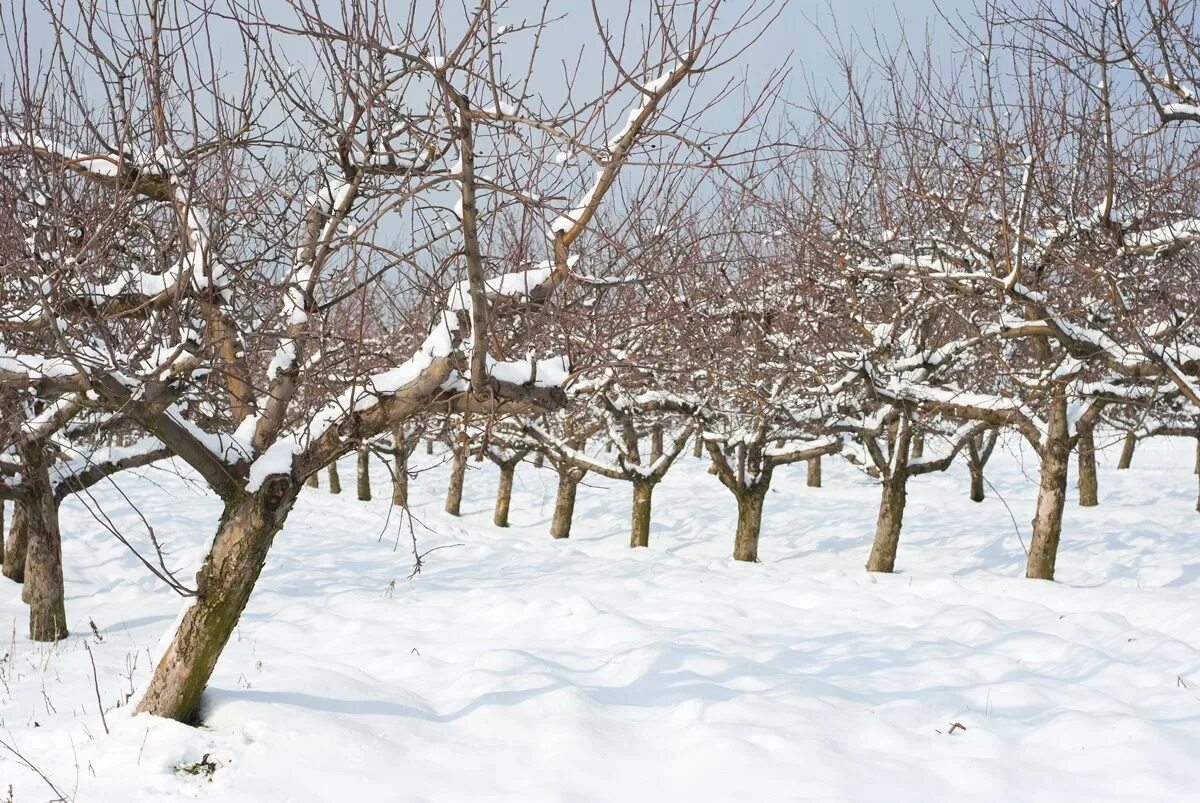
[
  {"x1": 136, "y1": 480, "x2": 299, "y2": 723},
  {"x1": 806, "y1": 456, "x2": 822, "y2": 488},
  {"x1": 20, "y1": 446, "x2": 67, "y2": 641},
  {"x1": 327, "y1": 462, "x2": 342, "y2": 494},
  {"x1": 1117, "y1": 431, "x2": 1136, "y2": 470},
  {"x1": 650, "y1": 425, "x2": 664, "y2": 462},
  {"x1": 445, "y1": 439, "x2": 467, "y2": 517},
  {"x1": 969, "y1": 461, "x2": 985, "y2": 503},
  {"x1": 550, "y1": 471, "x2": 580, "y2": 539},
  {"x1": 693, "y1": 434, "x2": 703, "y2": 459},
  {"x1": 493, "y1": 464, "x2": 515, "y2": 528},
  {"x1": 1076, "y1": 421, "x2": 1098, "y2": 507},
  {"x1": 910, "y1": 433, "x2": 925, "y2": 459},
  {"x1": 630, "y1": 480, "x2": 654, "y2": 548},
  {"x1": 0, "y1": 500, "x2": 4, "y2": 569},
  {"x1": 304, "y1": 471, "x2": 319, "y2": 488},
  {"x1": 732, "y1": 488, "x2": 766, "y2": 562},
  {"x1": 391, "y1": 427, "x2": 414, "y2": 508},
  {"x1": 3, "y1": 501, "x2": 28, "y2": 583},
  {"x1": 532, "y1": 451, "x2": 544, "y2": 468},
  {"x1": 866, "y1": 474, "x2": 907, "y2": 573},
  {"x1": 426, "y1": 438, "x2": 434, "y2": 455},
  {"x1": 356, "y1": 447, "x2": 372, "y2": 501},
  {"x1": 1027, "y1": 393, "x2": 1070, "y2": 580}
]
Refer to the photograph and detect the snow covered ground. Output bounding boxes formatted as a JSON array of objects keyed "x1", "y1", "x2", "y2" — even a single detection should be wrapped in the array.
[{"x1": 2, "y1": 434, "x2": 1199, "y2": 801}]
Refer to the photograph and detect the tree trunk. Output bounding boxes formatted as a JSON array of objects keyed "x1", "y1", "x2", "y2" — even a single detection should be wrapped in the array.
[
  {"x1": 550, "y1": 471, "x2": 580, "y2": 539},
  {"x1": 732, "y1": 488, "x2": 766, "y2": 562},
  {"x1": 693, "y1": 434, "x2": 703, "y2": 459},
  {"x1": 650, "y1": 425, "x2": 664, "y2": 462},
  {"x1": 1027, "y1": 393, "x2": 1070, "y2": 580},
  {"x1": 532, "y1": 451, "x2": 544, "y2": 468},
  {"x1": 806, "y1": 456, "x2": 822, "y2": 488},
  {"x1": 445, "y1": 440, "x2": 467, "y2": 517},
  {"x1": 20, "y1": 446, "x2": 67, "y2": 641},
  {"x1": 866, "y1": 474, "x2": 907, "y2": 573},
  {"x1": 356, "y1": 447, "x2": 372, "y2": 501},
  {"x1": 1117, "y1": 431, "x2": 1136, "y2": 470},
  {"x1": 969, "y1": 461, "x2": 985, "y2": 503},
  {"x1": 0, "y1": 500, "x2": 4, "y2": 568},
  {"x1": 136, "y1": 480, "x2": 299, "y2": 723},
  {"x1": 304, "y1": 472, "x2": 319, "y2": 488},
  {"x1": 327, "y1": 461, "x2": 342, "y2": 494},
  {"x1": 493, "y1": 464, "x2": 515, "y2": 528},
  {"x1": 426, "y1": 438, "x2": 434, "y2": 455},
  {"x1": 630, "y1": 480, "x2": 654, "y2": 548},
  {"x1": 1076, "y1": 421, "x2": 1098, "y2": 507},
  {"x1": 3, "y1": 501, "x2": 28, "y2": 583},
  {"x1": 392, "y1": 428, "x2": 412, "y2": 508},
  {"x1": 910, "y1": 433, "x2": 924, "y2": 459}
]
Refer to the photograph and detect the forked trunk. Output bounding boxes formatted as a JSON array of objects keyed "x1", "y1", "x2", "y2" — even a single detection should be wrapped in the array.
[
  {"x1": 327, "y1": 462, "x2": 342, "y2": 494},
  {"x1": 1076, "y1": 421, "x2": 1098, "y2": 507},
  {"x1": 494, "y1": 464, "x2": 515, "y2": 528},
  {"x1": 550, "y1": 471, "x2": 580, "y2": 539},
  {"x1": 630, "y1": 480, "x2": 654, "y2": 548},
  {"x1": 136, "y1": 479, "x2": 299, "y2": 723},
  {"x1": 3, "y1": 501, "x2": 28, "y2": 583},
  {"x1": 1027, "y1": 395, "x2": 1070, "y2": 580},
  {"x1": 806, "y1": 456, "x2": 822, "y2": 488},
  {"x1": 969, "y1": 462, "x2": 985, "y2": 503},
  {"x1": 356, "y1": 448, "x2": 372, "y2": 501},
  {"x1": 1117, "y1": 432, "x2": 1136, "y2": 470},
  {"x1": 445, "y1": 443, "x2": 467, "y2": 516},
  {"x1": 732, "y1": 488, "x2": 766, "y2": 562},
  {"x1": 866, "y1": 474, "x2": 907, "y2": 573}
]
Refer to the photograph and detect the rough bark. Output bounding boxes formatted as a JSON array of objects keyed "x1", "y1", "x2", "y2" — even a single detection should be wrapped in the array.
[
  {"x1": 304, "y1": 472, "x2": 319, "y2": 488},
  {"x1": 630, "y1": 480, "x2": 654, "y2": 548},
  {"x1": 327, "y1": 462, "x2": 342, "y2": 494},
  {"x1": 550, "y1": 471, "x2": 581, "y2": 539},
  {"x1": 693, "y1": 434, "x2": 703, "y2": 459},
  {"x1": 1117, "y1": 431, "x2": 1136, "y2": 470},
  {"x1": 1076, "y1": 421, "x2": 1098, "y2": 507},
  {"x1": 135, "y1": 480, "x2": 299, "y2": 723},
  {"x1": 910, "y1": 433, "x2": 925, "y2": 460},
  {"x1": 866, "y1": 475, "x2": 907, "y2": 573},
  {"x1": 732, "y1": 488, "x2": 766, "y2": 562},
  {"x1": 356, "y1": 447, "x2": 372, "y2": 501},
  {"x1": 3, "y1": 501, "x2": 28, "y2": 583},
  {"x1": 1027, "y1": 393, "x2": 1070, "y2": 580},
  {"x1": 650, "y1": 425, "x2": 664, "y2": 462},
  {"x1": 23, "y1": 489, "x2": 67, "y2": 638},
  {"x1": 445, "y1": 439, "x2": 468, "y2": 517},
  {"x1": 806, "y1": 456, "x2": 822, "y2": 488},
  {"x1": 493, "y1": 464, "x2": 515, "y2": 527}
]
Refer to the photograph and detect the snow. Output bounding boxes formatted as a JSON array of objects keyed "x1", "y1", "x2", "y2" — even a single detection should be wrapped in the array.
[{"x1": 4, "y1": 435, "x2": 1200, "y2": 800}]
